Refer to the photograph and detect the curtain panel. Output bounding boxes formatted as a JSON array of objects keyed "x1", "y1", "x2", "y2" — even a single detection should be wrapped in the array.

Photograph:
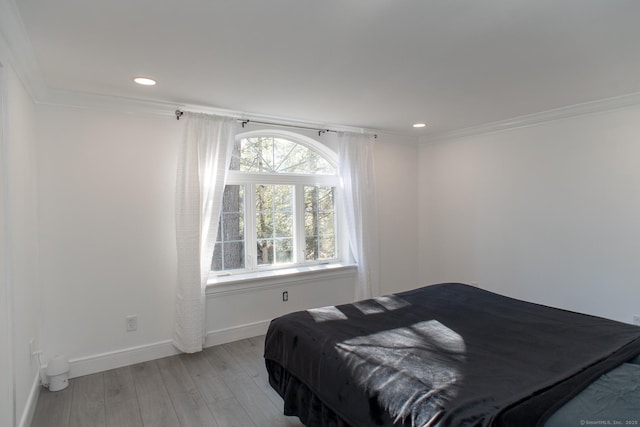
[
  {"x1": 174, "y1": 113, "x2": 237, "y2": 353},
  {"x1": 337, "y1": 132, "x2": 380, "y2": 300}
]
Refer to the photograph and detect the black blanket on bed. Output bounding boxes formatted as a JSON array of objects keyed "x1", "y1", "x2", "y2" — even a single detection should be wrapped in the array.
[{"x1": 264, "y1": 283, "x2": 640, "y2": 426}]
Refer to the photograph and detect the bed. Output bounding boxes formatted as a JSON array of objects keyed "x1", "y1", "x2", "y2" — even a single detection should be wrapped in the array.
[{"x1": 264, "y1": 283, "x2": 640, "y2": 426}]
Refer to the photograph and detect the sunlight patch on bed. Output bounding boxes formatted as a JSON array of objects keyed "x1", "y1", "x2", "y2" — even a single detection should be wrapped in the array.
[
  {"x1": 307, "y1": 305, "x2": 348, "y2": 322},
  {"x1": 374, "y1": 295, "x2": 410, "y2": 311},
  {"x1": 353, "y1": 295, "x2": 411, "y2": 315},
  {"x1": 353, "y1": 299, "x2": 386, "y2": 315},
  {"x1": 308, "y1": 295, "x2": 411, "y2": 322},
  {"x1": 335, "y1": 320, "x2": 465, "y2": 425}
]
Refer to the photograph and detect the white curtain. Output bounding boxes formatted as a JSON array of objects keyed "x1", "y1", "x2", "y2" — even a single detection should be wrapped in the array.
[
  {"x1": 174, "y1": 113, "x2": 237, "y2": 353},
  {"x1": 338, "y1": 132, "x2": 380, "y2": 301}
]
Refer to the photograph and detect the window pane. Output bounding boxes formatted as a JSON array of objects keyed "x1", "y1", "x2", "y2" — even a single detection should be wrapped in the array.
[
  {"x1": 232, "y1": 136, "x2": 335, "y2": 175},
  {"x1": 256, "y1": 238, "x2": 293, "y2": 265},
  {"x1": 212, "y1": 185, "x2": 245, "y2": 271},
  {"x1": 212, "y1": 240, "x2": 246, "y2": 271},
  {"x1": 212, "y1": 243, "x2": 222, "y2": 271},
  {"x1": 273, "y1": 185, "x2": 292, "y2": 210},
  {"x1": 272, "y1": 138, "x2": 298, "y2": 172},
  {"x1": 275, "y1": 238, "x2": 293, "y2": 263},
  {"x1": 318, "y1": 212, "x2": 335, "y2": 234},
  {"x1": 223, "y1": 242, "x2": 245, "y2": 270},
  {"x1": 305, "y1": 236, "x2": 318, "y2": 261},
  {"x1": 236, "y1": 137, "x2": 276, "y2": 172},
  {"x1": 304, "y1": 186, "x2": 336, "y2": 261},
  {"x1": 222, "y1": 213, "x2": 243, "y2": 241},
  {"x1": 274, "y1": 213, "x2": 293, "y2": 237},
  {"x1": 317, "y1": 187, "x2": 335, "y2": 211},
  {"x1": 256, "y1": 184, "x2": 293, "y2": 265},
  {"x1": 256, "y1": 213, "x2": 272, "y2": 239},
  {"x1": 319, "y1": 236, "x2": 335, "y2": 259}
]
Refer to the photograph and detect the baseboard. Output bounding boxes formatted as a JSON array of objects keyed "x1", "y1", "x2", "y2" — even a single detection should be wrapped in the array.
[
  {"x1": 66, "y1": 320, "x2": 271, "y2": 379},
  {"x1": 68, "y1": 340, "x2": 180, "y2": 379},
  {"x1": 18, "y1": 370, "x2": 41, "y2": 427},
  {"x1": 204, "y1": 319, "x2": 271, "y2": 348}
]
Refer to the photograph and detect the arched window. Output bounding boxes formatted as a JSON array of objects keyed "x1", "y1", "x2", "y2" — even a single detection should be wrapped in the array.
[{"x1": 212, "y1": 130, "x2": 341, "y2": 274}]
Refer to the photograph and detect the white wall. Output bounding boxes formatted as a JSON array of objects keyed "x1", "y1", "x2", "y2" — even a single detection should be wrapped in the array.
[
  {"x1": 37, "y1": 105, "x2": 181, "y2": 370},
  {"x1": 36, "y1": 104, "x2": 420, "y2": 376},
  {"x1": 0, "y1": 61, "x2": 12, "y2": 427},
  {"x1": 375, "y1": 135, "x2": 420, "y2": 294},
  {"x1": 1, "y1": 63, "x2": 41, "y2": 426},
  {"x1": 419, "y1": 106, "x2": 640, "y2": 323}
]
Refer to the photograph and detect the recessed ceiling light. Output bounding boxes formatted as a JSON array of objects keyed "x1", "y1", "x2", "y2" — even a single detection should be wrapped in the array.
[
  {"x1": 412, "y1": 123, "x2": 427, "y2": 128},
  {"x1": 133, "y1": 77, "x2": 156, "y2": 86}
]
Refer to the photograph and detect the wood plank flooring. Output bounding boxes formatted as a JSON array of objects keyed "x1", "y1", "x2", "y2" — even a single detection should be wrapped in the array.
[{"x1": 31, "y1": 336, "x2": 304, "y2": 427}]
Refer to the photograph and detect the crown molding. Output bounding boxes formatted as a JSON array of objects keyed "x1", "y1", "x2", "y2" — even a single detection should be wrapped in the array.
[
  {"x1": 421, "y1": 91, "x2": 640, "y2": 144},
  {"x1": 38, "y1": 88, "x2": 179, "y2": 118},
  {"x1": 0, "y1": 0, "x2": 47, "y2": 99},
  {"x1": 38, "y1": 87, "x2": 374, "y2": 135},
  {"x1": 37, "y1": 85, "x2": 640, "y2": 144}
]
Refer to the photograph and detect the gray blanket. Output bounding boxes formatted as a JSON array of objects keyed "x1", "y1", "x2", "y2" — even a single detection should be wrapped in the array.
[{"x1": 264, "y1": 283, "x2": 640, "y2": 426}]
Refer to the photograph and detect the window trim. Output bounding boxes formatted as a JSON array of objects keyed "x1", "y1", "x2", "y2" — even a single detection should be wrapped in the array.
[
  {"x1": 208, "y1": 129, "x2": 347, "y2": 282},
  {"x1": 206, "y1": 263, "x2": 357, "y2": 295}
]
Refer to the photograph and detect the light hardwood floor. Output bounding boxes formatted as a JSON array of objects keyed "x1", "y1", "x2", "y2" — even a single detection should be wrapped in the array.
[{"x1": 31, "y1": 336, "x2": 304, "y2": 427}]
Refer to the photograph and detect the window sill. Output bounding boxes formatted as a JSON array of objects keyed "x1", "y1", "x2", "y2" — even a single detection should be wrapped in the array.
[{"x1": 205, "y1": 263, "x2": 357, "y2": 297}]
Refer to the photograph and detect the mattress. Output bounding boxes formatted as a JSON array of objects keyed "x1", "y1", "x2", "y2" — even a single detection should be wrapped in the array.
[
  {"x1": 545, "y1": 362, "x2": 640, "y2": 426},
  {"x1": 264, "y1": 283, "x2": 640, "y2": 426}
]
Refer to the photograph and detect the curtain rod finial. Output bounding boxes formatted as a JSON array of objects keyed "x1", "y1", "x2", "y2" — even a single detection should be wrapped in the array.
[{"x1": 175, "y1": 110, "x2": 184, "y2": 120}]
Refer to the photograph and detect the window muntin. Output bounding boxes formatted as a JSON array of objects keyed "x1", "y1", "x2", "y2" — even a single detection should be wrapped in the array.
[{"x1": 212, "y1": 131, "x2": 340, "y2": 275}]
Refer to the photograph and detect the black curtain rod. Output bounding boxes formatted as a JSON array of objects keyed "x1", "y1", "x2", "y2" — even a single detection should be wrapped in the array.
[{"x1": 174, "y1": 110, "x2": 376, "y2": 138}]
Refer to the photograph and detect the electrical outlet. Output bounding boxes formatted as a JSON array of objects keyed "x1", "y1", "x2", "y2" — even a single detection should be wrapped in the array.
[
  {"x1": 633, "y1": 315, "x2": 640, "y2": 326},
  {"x1": 126, "y1": 315, "x2": 138, "y2": 332},
  {"x1": 282, "y1": 291, "x2": 289, "y2": 302}
]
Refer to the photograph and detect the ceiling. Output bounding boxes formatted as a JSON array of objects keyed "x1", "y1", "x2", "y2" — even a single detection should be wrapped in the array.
[{"x1": 13, "y1": 0, "x2": 640, "y2": 136}]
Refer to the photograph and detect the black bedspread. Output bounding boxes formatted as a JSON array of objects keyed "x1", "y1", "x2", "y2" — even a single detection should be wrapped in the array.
[{"x1": 264, "y1": 283, "x2": 640, "y2": 427}]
